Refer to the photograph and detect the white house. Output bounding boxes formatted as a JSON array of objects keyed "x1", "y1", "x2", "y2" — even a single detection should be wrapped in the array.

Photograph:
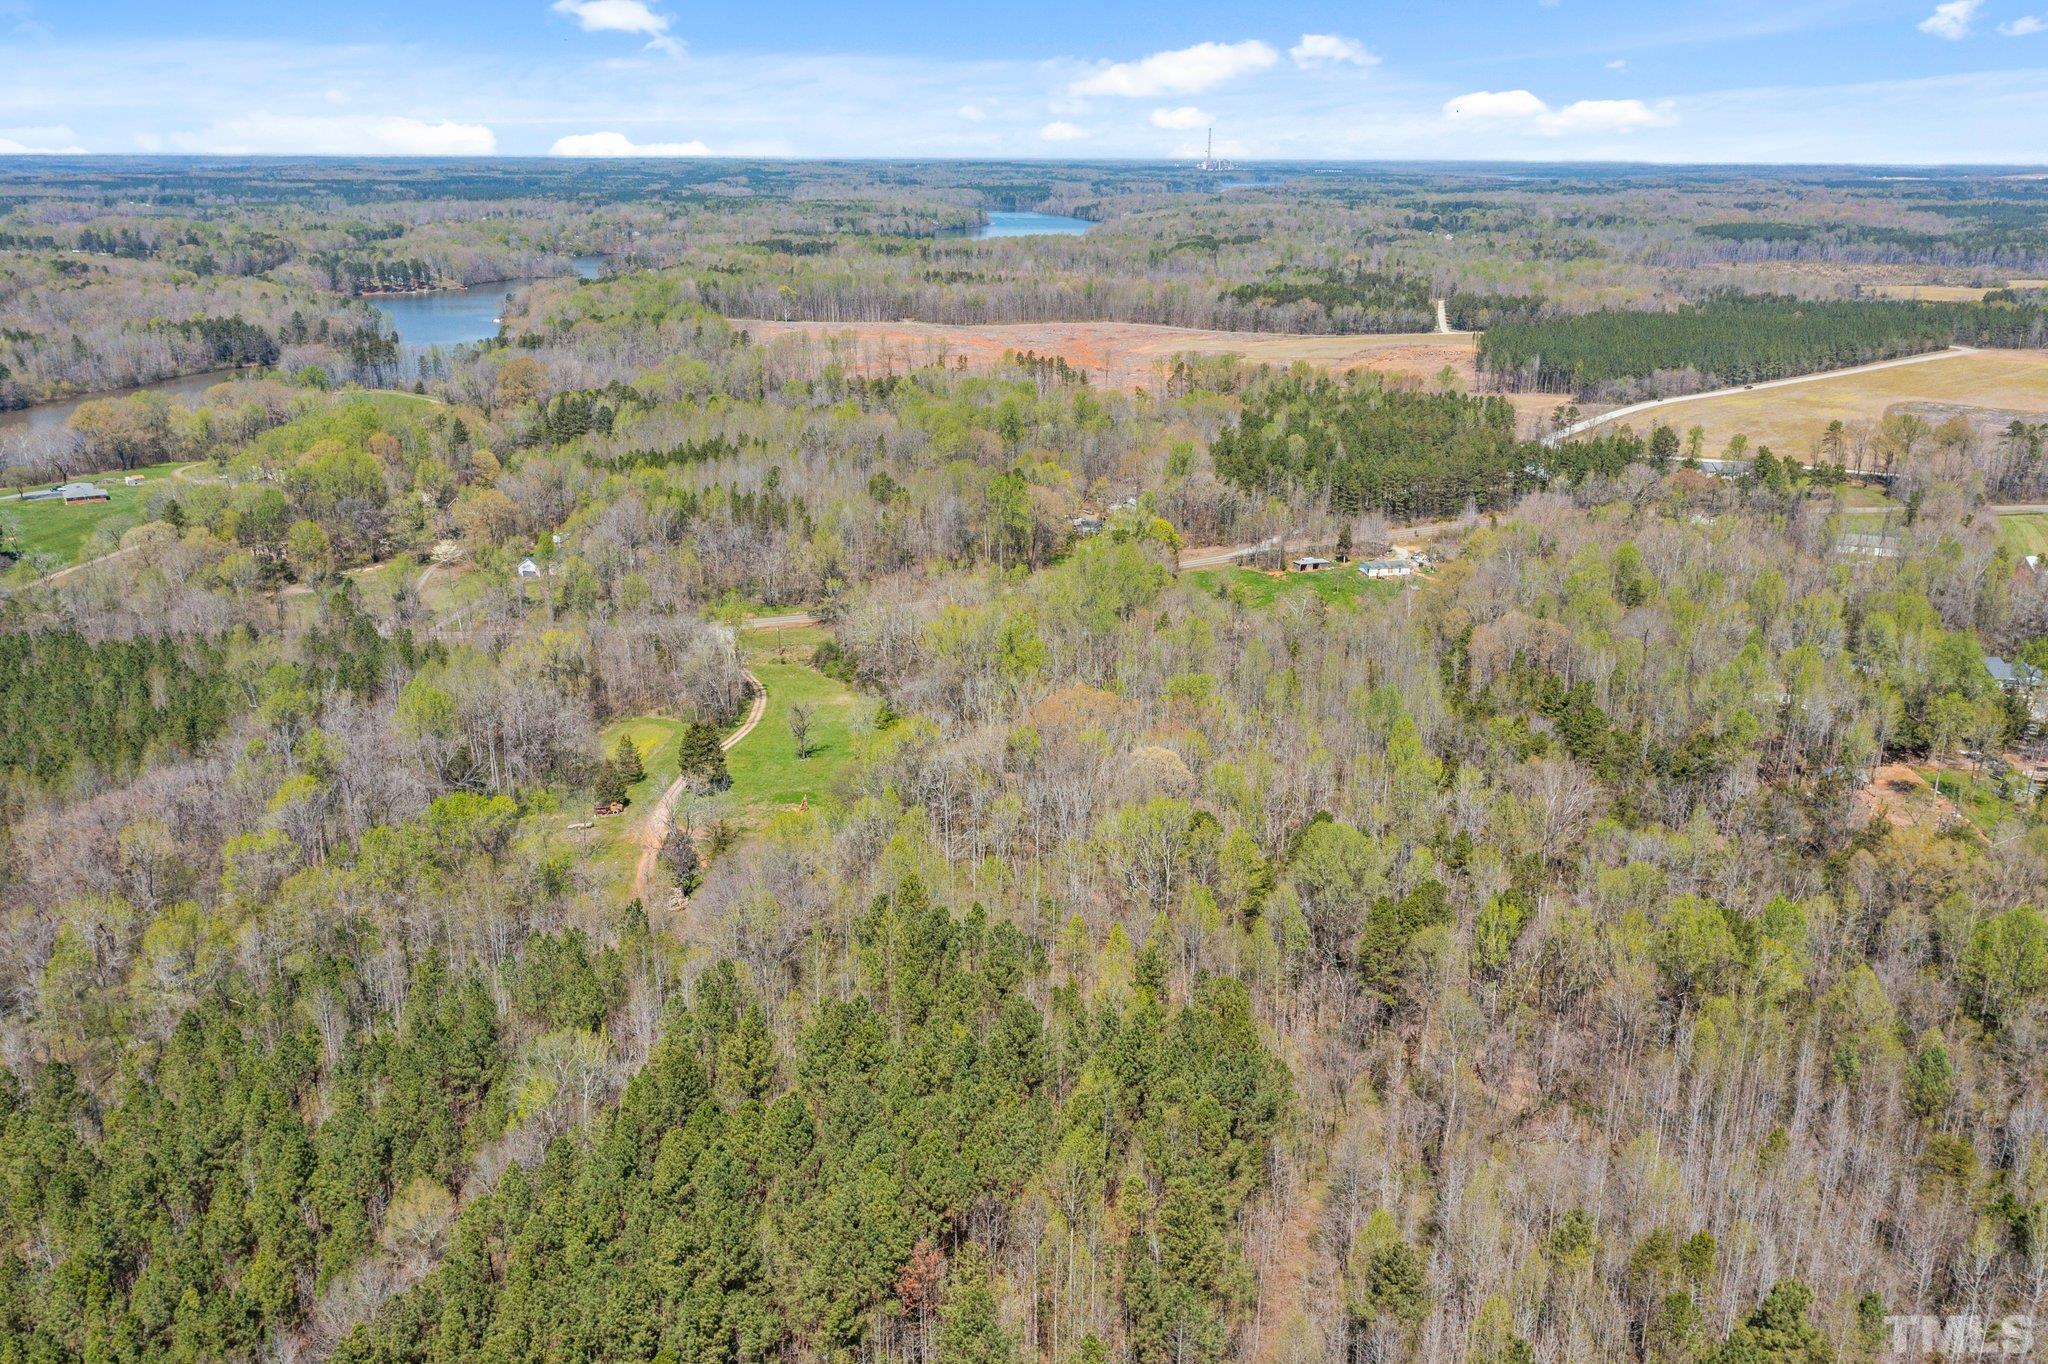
[
  {"x1": 517, "y1": 557, "x2": 542, "y2": 579},
  {"x1": 1359, "y1": 557, "x2": 1417, "y2": 580}
]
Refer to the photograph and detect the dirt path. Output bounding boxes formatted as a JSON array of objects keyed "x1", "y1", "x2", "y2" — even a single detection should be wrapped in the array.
[
  {"x1": 1544, "y1": 345, "x2": 1981, "y2": 444},
  {"x1": 629, "y1": 667, "x2": 767, "y2": 906},
  {"x1": 9, "y1": 542, "x2": 140, "y2": 592},
  {"x1": 1180, "y1": 516, "x2": 1465, "y2": 571}
]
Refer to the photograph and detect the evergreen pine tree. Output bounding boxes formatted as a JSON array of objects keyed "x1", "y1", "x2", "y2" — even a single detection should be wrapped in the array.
[
  {"x1": 613, "y1": 734, "x2": 645, "y2": 785},
  {"x1": 593, "y1": 758, "x2": 628, "y2": 808},
  {"x1": 936, "y1": 1247, "x2": 1019, "y2": 1364},
  {"x1": 679, "y1": 720, "x2": 729, "y2": 790}
]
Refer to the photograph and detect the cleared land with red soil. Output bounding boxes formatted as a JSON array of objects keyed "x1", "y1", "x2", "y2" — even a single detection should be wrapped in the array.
[{"x1": 739, "y1": 318, "x2": 1575, "y2": 432}]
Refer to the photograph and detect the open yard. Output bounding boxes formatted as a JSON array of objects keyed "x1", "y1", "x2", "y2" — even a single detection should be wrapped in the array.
[
  {"x1": 1, "y1": 460, "x2": 189, "y2": 571},
  {"x1": 1184, "y1": 564, "x2": 1407, "y2": 610},
  {"x1": 1999, "y1": 512, "x2": 2048, "y2": 558},
  {"x1": 1629, "y1": 349, "x2": 2048, "y2": 458},
  {"x1": 727, "y1": 657, "x2": 869, "y2": 810}
]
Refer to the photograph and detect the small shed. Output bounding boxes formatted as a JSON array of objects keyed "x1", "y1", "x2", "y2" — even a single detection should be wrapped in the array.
[
  {"x1": 1292, "y1": 556, "x2": 1333, "y2": 573},
  {"x1": 517, "y1": 556, "x2": 543, "y2": 579}
]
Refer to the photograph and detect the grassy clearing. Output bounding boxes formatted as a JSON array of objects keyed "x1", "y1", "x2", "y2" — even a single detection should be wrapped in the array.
[
  {"x1": 726, "y1": 658, "x2": 868, "y2": 810},
  {"x1": 1637, "y1": 350, "x2": 2048, "y2": 457},
  {"x1": 1999, "y1": 512, "x2": 2048, "y2": 559},
  {"x1": 1184, "y1": 565, "x2": 1404, "y2": 610},
  {"x1": 1868, "y1": 279, "x2": 2048, "y2": 302},
  {"x1": 1, "y1": 460, "x2": 189, "y2": 570},
  {"x1": 573, "y1": 715, "x2": 690, "y2": 885},
  {"x1": 742, "y1": 623, "x2": 832, "y2": 653},
  {"x1": 1918, "y1": 765, "x2": 2018, "y2": 835}
]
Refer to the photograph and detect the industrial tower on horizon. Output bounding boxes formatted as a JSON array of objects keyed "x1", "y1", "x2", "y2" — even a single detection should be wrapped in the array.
[{"x1": 1197, "y1": 128, "x2": 1232, "y2": 174}]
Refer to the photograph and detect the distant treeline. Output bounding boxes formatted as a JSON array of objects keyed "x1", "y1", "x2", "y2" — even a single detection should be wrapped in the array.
[
  {"x1": 311, "y1": 254, "x2": 444, "y2": 296},
  {"x1": 1479, "y1": 294, "x2": 2048, "y2": 400},
  {"x1": 1225, "y1": 267, "x2": 1548, "y2": 333},
  {"x1": 160, "y1": 315, "x2": 281, "y2": 368},
  {"x1": 1210, "y1": 374, "x2": 1638, "y2": 521}
]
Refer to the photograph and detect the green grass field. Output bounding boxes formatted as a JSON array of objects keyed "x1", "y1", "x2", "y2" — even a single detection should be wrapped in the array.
[
  {"x1": 1184, "y1": 565, "x2": 1405, "y2": 610},
  {"x1": 726, "y1": 658, "x2": 868, "y2": 809},
  {"x1": 1, "y1": 461, "x2": 189, "y2": 570},
  {"x1": 2000, "y1": 512, "x2": 2048, "y2": 559},
  {"x1": 1919, "y1": 766, "x2": 2017, "y2": 836}
]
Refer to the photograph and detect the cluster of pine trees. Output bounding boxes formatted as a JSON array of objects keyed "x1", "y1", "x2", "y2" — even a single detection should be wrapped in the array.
[
  {"x1": 0, "y1": 629, "x2": 235, "y2": 794},
  {"x1": 1208, "y1": 373, "x2": 1637, "y2": 521},
  {"x1": 1479, "y1": 295, "x2": 2048, "y2": 399},
  {"x1": 330, "y1": 883, "x2": 1290, "y2": 1364}
]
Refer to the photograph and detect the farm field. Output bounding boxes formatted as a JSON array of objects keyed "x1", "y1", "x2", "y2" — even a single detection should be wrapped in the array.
[
  {"x1": 1870, "y1": 278, "x2": 2048, "y2": 302},
  {"x1": 1624, "y1": 349, "x2": 2048, "y2": 457},
  {"x1": 741, "y1": 317, "x2": 1577, "y2": 432}
]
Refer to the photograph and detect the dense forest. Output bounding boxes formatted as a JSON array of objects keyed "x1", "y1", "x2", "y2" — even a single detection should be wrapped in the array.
[
  {"x1": 3, "y1": 161, "x2": 2048, "y2": 1364},
  {"x1": 1480, "y1": 295, "x2": 2048, "y2": 401}
]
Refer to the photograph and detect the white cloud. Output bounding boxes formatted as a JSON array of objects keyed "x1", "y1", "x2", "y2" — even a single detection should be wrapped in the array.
[
  {"x1": 1607, "y1": 58, "x2": 1629, "y2": 70},
  {"x1": 957, "y1": 103, "x2": 986, "y2": 121},
  {"x1": 1040, "y1": 120, "x2": 1091, "y2": 141},
  {"x1": 169, "y1": 114, "x2": 497, "y2": 155},
  {"x1": 550, "y1": 0, "x2": 682, "y2": 56},
  {"x1": 1444, "y1": 89, "x2": 1552, "y2": 121},
  {"x1": 1444, "y1": 90, "x2": 1674, "y2": 135},
  {"x1": 1919, "y1": 0, "x2": 1983, "y2": 38},
  {"x1": 0, "y1": 123, "x2": 86, "y2": 153},
  {"x1": 1069, "y1": 40, "x2": 1278, "y2": 97},
  {"x1": 1150, "y1": 105, "x2": 1209, "y2": 130},
  {"x1": 549, "y1": 129, "x2": 709, "y2": 156},
  {"x1": 1290, "y1": 33, "x2": 1377, "y2": 68},
  {"x1": 1999, "y1": 13, "x2": 2046, "y2": 33},
  {"x1": 1540, "y1": 98, "x2": 1676, "y2": 134}
]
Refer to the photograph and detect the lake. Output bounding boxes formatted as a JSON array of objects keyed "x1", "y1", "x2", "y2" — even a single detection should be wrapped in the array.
[
  {"x1": 1, "y1": 256, "x2": 610, "y2": 436},
  {"x1": 369, "y1": 255, "x2": 604, "y2": 351},
  {"x1": 973, "y1": 212, "x2": 1095, "y2": 239},
  {"x1": 0, "y1": 368, "x2": 243, "y2": 436}
]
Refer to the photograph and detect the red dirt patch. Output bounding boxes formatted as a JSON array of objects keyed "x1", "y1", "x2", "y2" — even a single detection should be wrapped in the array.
[{"x1": 740, "y1": 318, "x2": 1574, "y2": 434}]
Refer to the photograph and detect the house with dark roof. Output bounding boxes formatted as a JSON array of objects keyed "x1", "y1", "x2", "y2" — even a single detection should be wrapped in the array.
[{"x1": 1986, "y1": 656, "x2": 2043, "y2": 692}]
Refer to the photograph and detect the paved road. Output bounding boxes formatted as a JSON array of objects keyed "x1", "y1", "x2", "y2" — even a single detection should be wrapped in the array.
[
  {"x1": 1543, "y1": 345, "x2": 1981, "y2": 445},
  {"x1": 630, "y1": 667, "x2": 768, "y2": 906}
]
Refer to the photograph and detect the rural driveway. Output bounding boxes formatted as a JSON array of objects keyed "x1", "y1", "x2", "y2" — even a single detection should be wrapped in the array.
[
  {"x1": 1544, "y1": 345, "x2": 1982, "y2": 445},
  {"x1": 630, "y1": 667, "x2": 768, "y2": 906}
]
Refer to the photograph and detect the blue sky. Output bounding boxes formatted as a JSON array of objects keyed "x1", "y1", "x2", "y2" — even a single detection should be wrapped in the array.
[{"x1": 1, "y1": 0, "x2": 2046, "y2": 162}]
